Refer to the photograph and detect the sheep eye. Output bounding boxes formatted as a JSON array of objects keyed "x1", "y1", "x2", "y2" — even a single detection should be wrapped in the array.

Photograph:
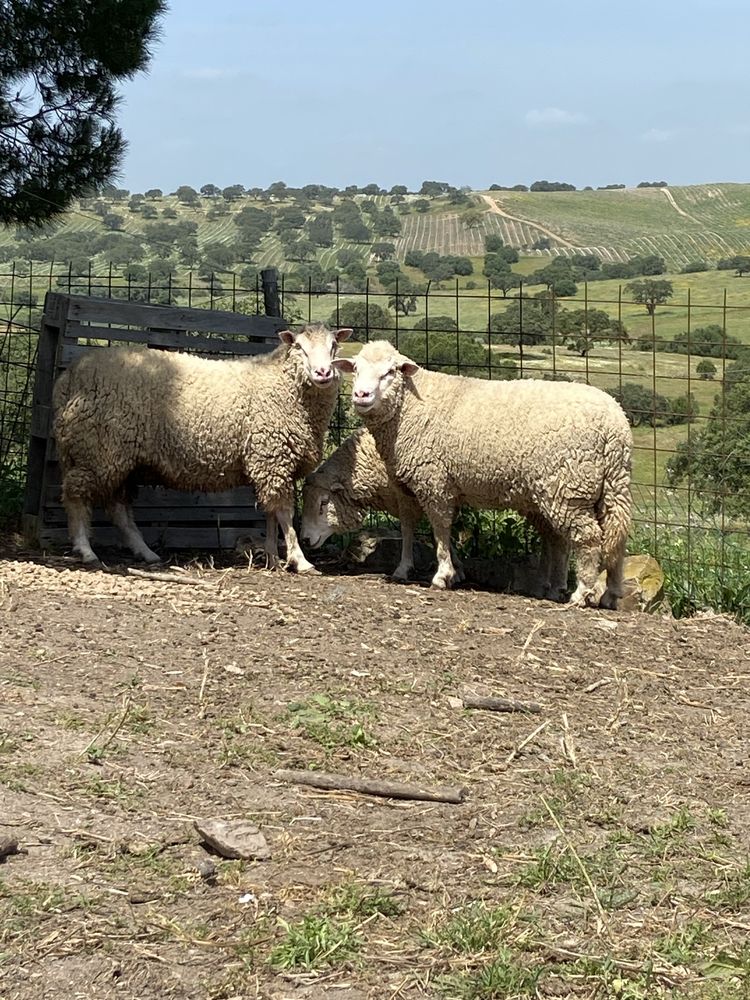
[{"x1": 319, "y1": 497, "x2": 329, "y2": 513}]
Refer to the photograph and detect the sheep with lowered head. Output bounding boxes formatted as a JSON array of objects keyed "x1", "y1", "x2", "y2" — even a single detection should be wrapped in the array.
[
  {"x1": 52, "y1": 323, "x2": 351, "y2": 569},
  {"x1": 301, "y1": 427, "x2": 425, "y2": 581},
  {"x1": 332, "y1": 340, "x2": 631, "y2": 606},
  {"x1": 301, "y1": 427, "x2": 571, "y2": 596}
]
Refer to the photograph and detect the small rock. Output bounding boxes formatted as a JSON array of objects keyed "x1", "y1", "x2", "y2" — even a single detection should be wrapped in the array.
[
  {"x1": 0, "y1": 836, "x2": 21, "y2": 862},
  {"x1": 196, "y1": 858, "x2": 217, "y2": 883},
  {"x1": 194, "y1": 818, "x2": 271, "y2": 861}
]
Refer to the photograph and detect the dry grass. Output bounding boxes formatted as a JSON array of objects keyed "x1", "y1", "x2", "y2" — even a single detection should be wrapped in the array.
[{"x1": 1, "y1": 541, "x2": 750, "y2": 998}]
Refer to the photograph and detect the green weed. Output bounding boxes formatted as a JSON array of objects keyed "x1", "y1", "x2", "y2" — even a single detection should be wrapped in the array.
[
  {"x1": 325, "y1": 881, "x2": 401, "y2": 918},
  {"x1": 287, "y1": 693, "x2": 376, "y2": 752},
  {"x1": 709, "y1": 861, "x2": 750, "y2": 911},
  {"x1": 422, "y1": 903, "x2": 517, "y2": 954},
  {"x1": 269, "y1": 913, "x2": 360, "y2": 970},
  {"x1": 437, "y1": 950, "x2": 542, "y2": 999}
]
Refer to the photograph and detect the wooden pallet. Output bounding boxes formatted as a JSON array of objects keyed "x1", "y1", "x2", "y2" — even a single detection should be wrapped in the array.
[{"x1": 23, "y1": 291, "x2": 287, "y2": 555}]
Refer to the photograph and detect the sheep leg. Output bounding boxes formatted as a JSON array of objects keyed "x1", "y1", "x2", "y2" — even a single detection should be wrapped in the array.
[
  {"x1": 264, "y1": 513, "x2": 280, "y2": 569},
  {"x1": 600, "y1": 541, "x2": 626, "y2": 610},
  {"x1": 66, "y1": 498, "x2": 100, "y2": 566},
  {"x1": 566, "y1": 513, "x2": 604, "y2": 608},
  {"x1": 109, "y1": 502, "x2": 161, "y2": 564},
  {"x1": 392, "y1": 502, "x2": 418, "y2": 582},
  {"x1": 427, "y1": 508, "x2": 459, "y2": 590},
  {"x1": 452, "y1": 546, "x2": 465, "y2": 584},
  {"x1": 275, "y1": 506, "x2": 319, "y2": 575},
  {"x1": 543, "y1": 531, "x2": 571, "y2": 603}
]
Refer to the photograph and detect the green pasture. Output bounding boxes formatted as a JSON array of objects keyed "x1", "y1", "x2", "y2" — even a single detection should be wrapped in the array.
[{"x1": 480, "y1": 184, "x2": 750, "y2": 260}]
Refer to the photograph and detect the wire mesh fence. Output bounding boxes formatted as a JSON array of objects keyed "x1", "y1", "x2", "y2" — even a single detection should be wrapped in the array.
[{"x1": 1, "y1": 262, "x2": 749, "y2": 619}]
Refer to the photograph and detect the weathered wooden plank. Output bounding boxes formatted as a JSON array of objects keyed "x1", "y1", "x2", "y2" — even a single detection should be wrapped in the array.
[
  {"x1": 30, "y1": 404, "x2": 51, "y2": 439},
  {"x1": 44, "y1": 484, "x2": 257, "y2": 507},
  {"x1": 25, "y1": 291, "x2": 288, "y2": 553},
  {"x1": 22, "y1": 296, "x2": 65, "y2": 517},
  {"x1": 37, "y1": 525, "x2": 264, "y2": 551},
  {"x1": 64, "y1": 321, "x2": 280, "y2": 355},
  {"x1": 66, "y1": 296, "x2": 287, "y2": 337},
  {"x1": 42, "y1": 506, "x2": 264, "y2": 525},
  {"x1": 60, "y1": 344, "x2": 93, "y2": 367}
]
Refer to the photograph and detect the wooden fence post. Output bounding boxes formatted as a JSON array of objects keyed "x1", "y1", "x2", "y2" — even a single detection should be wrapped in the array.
[{"x1": 22, "y1": 292, "x2": 66, "y2": 531}]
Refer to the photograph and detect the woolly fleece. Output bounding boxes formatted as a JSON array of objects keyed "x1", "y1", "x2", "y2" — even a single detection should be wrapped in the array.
[{"x1": 343, "y1": 340, "x2": 632, "y2": 603}]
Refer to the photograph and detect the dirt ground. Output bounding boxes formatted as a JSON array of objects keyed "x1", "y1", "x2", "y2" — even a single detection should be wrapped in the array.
[{"x1": 1, "y1": 538, "x2": 750, "y2": 1000}]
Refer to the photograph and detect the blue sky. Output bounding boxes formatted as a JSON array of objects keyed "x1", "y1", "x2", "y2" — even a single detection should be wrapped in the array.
[{"x1": 118, "y1": 0, "x2": 750, "y2": 193}]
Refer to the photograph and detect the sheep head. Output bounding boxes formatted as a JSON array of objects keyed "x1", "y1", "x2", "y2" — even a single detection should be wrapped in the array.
[
  {"x1": 278, "y1": 323, "x2": 352, "y2": 387},
  {"x1": 300, "y1": 473, "x2": 362, "y2": 548},
  {"x1": 333, "y1": 340, "x2": 419, "y2": 416}
]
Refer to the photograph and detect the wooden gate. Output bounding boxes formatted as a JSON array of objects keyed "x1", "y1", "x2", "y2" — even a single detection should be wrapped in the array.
[{"x1": 23, "y1": 291, "x2": 287, "y2": 555}]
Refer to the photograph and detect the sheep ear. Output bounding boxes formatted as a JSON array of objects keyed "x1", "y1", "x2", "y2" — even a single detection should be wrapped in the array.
[
  {"x1": 335, "y1": 327, "x2": 353, "y2": 343},
  {"x1": 278, "y1": 329, "x2": 296, "y2": 345},
  {"x1": 332, "y1": 358, "x2": 355, "y2": 374},
  {"x1": 400, "y1": 361, "x2": 420, "y2": 377}
]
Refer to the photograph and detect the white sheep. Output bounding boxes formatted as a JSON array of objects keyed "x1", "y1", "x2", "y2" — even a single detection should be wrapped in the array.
[
  {"x1": 301, "y1": 427, "x2": 426, "y2": 581},
  {"x1": 52, "y1": 323, "x2": 351, "y2": 569},
  {"x1": 332, "y1": 340, "x2": 632, "y2": 606},
  {"x1": 301, "y1": 427, "x2": 570, "y2": 596}
]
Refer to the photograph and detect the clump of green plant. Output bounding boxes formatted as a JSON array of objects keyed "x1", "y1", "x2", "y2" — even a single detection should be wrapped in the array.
[
  {"x1": 422, "y1": 902, "x2": 517, "y2": 954},
  {"x1": 423, "y1": 902, "x2": 541, "y2": 999},
  {"x1": 453, "y1": 506, "x2": 537, "y2": 562},
  {"x1": 654, "y1": 919, "x2": 713, "y2": 966},
  {"x1": 269, "y1": 913, "x2": 360, "y2": 970},
  {"x1": 287, "y1": 693, "x2": 376, "y2": 751},
  {"x1": 516, "y1": 841, "x2": 634, "y2": 910},
  {"x1": 630, "y1": 524, "x2": 750, "y2": 624},
  {"x1": 438, "y1": 950, "x2": 542, "y2": 999},
  {"x1": 326, "y1": 881, "x2": 401, "y2": 918},
  {"x1": 268, "y1": 879, "x2": 401, "y2": 971},
  {"x1": 639, "y1": 806, "x2": 696, "y2": 859},
  {"x1": 709, "y1": 861, "x2": 750, "y2": 911},
  {"x1": 520, "y1": 771, "x2": 594, "y2": 829},
  {"x1": 559, "y1": 955, "x2": 666, "y2": 1000}
]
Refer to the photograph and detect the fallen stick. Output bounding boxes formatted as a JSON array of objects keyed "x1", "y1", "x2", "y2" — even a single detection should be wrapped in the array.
[
  {"x1": 274, "y1": 768, "x2": 467, "y2": 804},
  {"x1": 125, "y1": 568, "x2": 214, "y2": 587},
  {"x1": 462, "y1": 694, "x2": 542, "y2": 714},
  {"x1": 505, "y1": 719, "x2": 551, "y2": 765}
]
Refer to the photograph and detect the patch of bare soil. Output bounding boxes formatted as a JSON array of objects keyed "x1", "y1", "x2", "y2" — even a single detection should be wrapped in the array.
[{"x1": 1, "y1": 538, "x2": 750, "y2": 999}]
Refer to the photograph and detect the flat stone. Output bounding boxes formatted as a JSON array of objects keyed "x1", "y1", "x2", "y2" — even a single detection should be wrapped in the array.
[{"x1": 194, "y1": 818, "x2": 271, "y2": 861}]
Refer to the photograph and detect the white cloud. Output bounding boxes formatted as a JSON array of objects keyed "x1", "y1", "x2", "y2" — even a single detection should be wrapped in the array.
[
  {"x1": 640, "y1": 128, "x2": 675, "y2": 143},
  {"x1": 524, "y1": 107, "x2": 588, "y2": 127}
]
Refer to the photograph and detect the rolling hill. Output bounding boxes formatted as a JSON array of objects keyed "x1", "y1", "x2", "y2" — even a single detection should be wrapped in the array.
[{"x1": 2, "y1": 182, "x2": 750, "y2": 275}]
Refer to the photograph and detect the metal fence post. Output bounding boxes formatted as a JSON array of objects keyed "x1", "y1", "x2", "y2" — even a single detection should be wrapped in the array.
[{"x1": 261, "y1": 268, "x2": 281, "y2": 317}]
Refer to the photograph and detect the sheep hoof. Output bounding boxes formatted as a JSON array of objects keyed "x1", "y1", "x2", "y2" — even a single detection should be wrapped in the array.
[
  {"x1": 599, "y1": 590, "x2": 620, "y2": 610},
  {"x1": 390, "y1": 568, "x2": 412, "y2": 583},
  {"x1": 568, "y1": 589, "x2": 595, "y2": 608},
  {"x1": 296, "y1": 564, "x2": 321, "y2": 576},
  {"x1": 80, "y1": 557, "x2": 102, "y2": 571},
  {"x1": 431, "y1": 574, "x2": 456, "y2": 590},
  {"x1": 142, "y1": 552, "x2": 162, "y2": 565}
]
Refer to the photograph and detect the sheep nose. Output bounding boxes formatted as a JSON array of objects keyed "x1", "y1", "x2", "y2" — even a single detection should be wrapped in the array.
[
  {"x1": 353, "y1": 388, "x2": 371, "y2": 399},
  {"x1": 314, "y1": 366, "x2": 332, "y2": 380}
]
